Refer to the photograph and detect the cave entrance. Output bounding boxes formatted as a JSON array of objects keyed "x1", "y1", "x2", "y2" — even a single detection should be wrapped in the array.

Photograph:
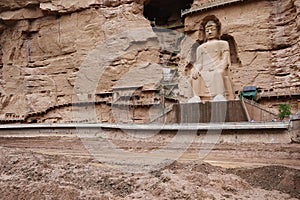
[{"x1": 143, "y1": 0, "x2": 193, "y2": 30}]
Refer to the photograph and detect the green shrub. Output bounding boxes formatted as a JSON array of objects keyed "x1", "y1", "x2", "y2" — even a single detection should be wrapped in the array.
[{"x1": 278, "y1": 104, "x2": 291, "y2": 120}]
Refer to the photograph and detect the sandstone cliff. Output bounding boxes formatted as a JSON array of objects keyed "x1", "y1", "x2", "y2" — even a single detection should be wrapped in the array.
[
  {"x1": 0, "y1": 0, "x2": 160, "y2": 121},
  {"x1": 0, "y1": 0, "x2": 299, "y2": 123}
]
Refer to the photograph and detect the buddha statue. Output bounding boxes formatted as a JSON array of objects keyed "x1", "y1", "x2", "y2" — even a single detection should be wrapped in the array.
[{"x1": 190, "y1": 19, "x2": 234, "y2": 101}]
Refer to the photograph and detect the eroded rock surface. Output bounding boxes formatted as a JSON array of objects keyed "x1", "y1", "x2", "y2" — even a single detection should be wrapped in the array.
[
  {"x1": 0, "y1": 0, "x2": 155, "y2": 120},
  {"x1": 0, "y1": 0, "x2": 299, "y2": 122}
]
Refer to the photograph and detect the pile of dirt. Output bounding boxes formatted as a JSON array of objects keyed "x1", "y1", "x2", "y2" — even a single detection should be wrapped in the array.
[
  {"x1": 228, "y1": 166, "x2": 300, "y2": 199},
  {"x1": 0, "y1": 146, "x2": 298, "y2": 199}
]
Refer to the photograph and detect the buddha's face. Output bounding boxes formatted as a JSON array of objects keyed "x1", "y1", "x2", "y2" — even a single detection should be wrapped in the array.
[{"x1": 205, "y1": 21, "x2": 218, "y2": 40}]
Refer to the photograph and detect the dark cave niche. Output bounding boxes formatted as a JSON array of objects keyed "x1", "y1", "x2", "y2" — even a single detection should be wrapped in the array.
[{"x1": 143, "y1": 0, "x2": 193, "y2": 29}]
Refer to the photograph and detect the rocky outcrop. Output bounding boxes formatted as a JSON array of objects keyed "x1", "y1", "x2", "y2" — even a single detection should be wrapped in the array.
[
  {"x1": 269, "y1": 0, "x2": 300, "y2": 92},
  {"x1": 0, "y1": 0, "x2": 158, "y2": 121}
]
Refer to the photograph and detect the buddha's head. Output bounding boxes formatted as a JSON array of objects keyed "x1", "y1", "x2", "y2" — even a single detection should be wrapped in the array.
[
  {"x1": 201, "y1": 16, "x2": 221, "y2": 42},
  {"x1": 205, "y1": 20, "x2": 219, "y2": 40}
]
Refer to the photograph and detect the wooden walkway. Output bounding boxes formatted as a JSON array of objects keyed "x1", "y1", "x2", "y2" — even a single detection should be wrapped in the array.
[{"x1": 181, "y1": 0, "x2": 248, "y2": 17}]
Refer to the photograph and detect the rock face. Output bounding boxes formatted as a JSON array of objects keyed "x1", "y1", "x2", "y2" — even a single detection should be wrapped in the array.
[
  {"x1": 269, "y1": 0, "x2": 300, "y2": 92},
  {"x1": 0, "y1": 0, "x2": 159, "y2": 122},
  {"x1": 181, "y1": 0, "x2": 300, "y2": 111},
  {"x1": 0, "y1": 0, "x2": 299, "y2": 123}
]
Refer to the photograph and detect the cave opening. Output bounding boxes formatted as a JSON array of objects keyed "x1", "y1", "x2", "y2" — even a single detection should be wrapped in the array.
[
  {"x1": 221, "y1": 34, "x2": 240, "y2": 65},
  {"x1": 143, "y1": 0, "x2": 193, "y2": 29}
]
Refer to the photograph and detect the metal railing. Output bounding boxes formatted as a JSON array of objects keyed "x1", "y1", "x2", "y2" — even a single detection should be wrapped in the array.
[{"x1": 242, "y1": 97, "x2": 278, "y2": 116}]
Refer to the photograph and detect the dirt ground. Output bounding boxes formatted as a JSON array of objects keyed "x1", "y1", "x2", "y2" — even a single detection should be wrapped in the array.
[{"x1": 0, "y1": 132, "x2": 299, "y2": 200}]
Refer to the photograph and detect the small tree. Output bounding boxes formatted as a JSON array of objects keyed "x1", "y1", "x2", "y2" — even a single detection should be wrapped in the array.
[{"x1": 278, "y1": 104, "x2": 291, "y2": 120}]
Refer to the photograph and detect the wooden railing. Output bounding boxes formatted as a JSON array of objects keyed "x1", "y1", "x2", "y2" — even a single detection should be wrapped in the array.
[{"x1": 181, "y1": 0, "x2": 247, "y2": 17}]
